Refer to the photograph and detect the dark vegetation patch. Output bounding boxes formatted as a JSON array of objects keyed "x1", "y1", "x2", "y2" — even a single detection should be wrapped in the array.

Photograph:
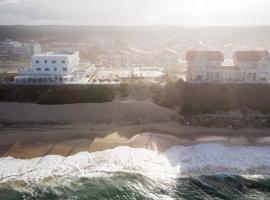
[
  {"x1": 182, "y1": 116, "x2": 270, "y2": 129},
  {"x1": 153, "y1": 80, "x2": 270, "y2": 115},
  {"x1": 0, "y1": 72, "x2": 16, "y2": 82},
  {"x1": 119, "y1": 83, "x2": 129, "y2": 97},
  {"x1": 0, "y1": 85, "x2": 115, "y2": 104}
]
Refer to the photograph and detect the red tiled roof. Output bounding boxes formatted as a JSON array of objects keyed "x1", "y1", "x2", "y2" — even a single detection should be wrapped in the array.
[
  {"x1": 186, "y1": 50, "x2": 224, "y2": 62},
  {"x1": 186, "y1": 50, "x2": 197, "y2": 61},
  {"x1": 234, "y1": 51, "x2": 269, "y2": 62}
]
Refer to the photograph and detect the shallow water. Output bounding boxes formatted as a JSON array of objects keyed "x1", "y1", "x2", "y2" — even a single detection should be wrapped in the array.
[{"x1": 1, "y1": 144, "x2": 270, "y2": 199}]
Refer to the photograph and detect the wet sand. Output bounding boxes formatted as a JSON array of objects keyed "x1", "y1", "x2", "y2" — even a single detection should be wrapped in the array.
[
  {"x1": 1, "y1": 121, "x2": 270, "y2": 159},
  {"x1": 0, "y1": 102, "x2": 270, "y2": 159}
]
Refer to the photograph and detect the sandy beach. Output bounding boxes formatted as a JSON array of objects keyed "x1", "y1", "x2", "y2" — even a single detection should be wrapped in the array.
[{"x1": 1, "y1": 101, "x2": 270, "y2": 159}]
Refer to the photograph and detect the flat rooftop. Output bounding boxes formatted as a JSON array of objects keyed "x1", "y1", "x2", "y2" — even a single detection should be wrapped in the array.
[{"x1": 34, "y1": 50, "x2": 78, "y2": 56}]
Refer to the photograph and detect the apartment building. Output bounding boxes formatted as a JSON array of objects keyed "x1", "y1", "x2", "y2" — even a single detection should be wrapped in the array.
[{"x1": 186, "y1": 50, "x2": 270, "y2": 83}]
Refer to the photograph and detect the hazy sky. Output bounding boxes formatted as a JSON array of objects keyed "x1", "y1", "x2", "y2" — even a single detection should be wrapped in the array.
[{"x1": 0, "y1": 0, "x2": 270, "y2": 26}]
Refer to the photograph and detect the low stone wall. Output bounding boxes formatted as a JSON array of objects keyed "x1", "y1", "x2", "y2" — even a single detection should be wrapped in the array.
[{"x1": 182, "y1": 116, "x2": 270, "y2": 129}]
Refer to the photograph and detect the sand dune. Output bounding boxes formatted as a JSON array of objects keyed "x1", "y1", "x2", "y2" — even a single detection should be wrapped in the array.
[{"x1": 0, "y1": 101, "x2": 176, "y2": 123}]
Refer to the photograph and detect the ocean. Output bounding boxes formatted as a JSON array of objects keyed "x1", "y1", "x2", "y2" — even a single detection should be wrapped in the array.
[{"x1": 1, "y1": 144, "x2": 270, "y2": 200}]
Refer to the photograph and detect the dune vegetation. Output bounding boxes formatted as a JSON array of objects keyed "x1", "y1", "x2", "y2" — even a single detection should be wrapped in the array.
[
  {"x1": 0, "y1": 85, "x2": 115, "y2": 104},
  {"x1": 154, "y1": 80, "x2": 270, "y2": 115}
]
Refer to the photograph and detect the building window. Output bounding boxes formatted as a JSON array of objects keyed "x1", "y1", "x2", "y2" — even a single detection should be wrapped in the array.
[
  {"x1": 54, "y1": 67, "x2": 57, "y2": 71},
  {"x1": 247, "y1": 73, "x2": 252, "y2": 80},
  {"x1": 45, "y1": 68, "x2": 50, "y2": 71},
  {"x1": 36, "y1": 68, "x2": 41, "y2": 71},
  {"x1": 253, "y1": 73, "x2": 256, "y2": 81},
  {"x1": 52, "y1": 60, "x2": 56, "y2": 64},
  {"x1": 63, "y1": 67, "x2": 68, "y2": 71},
  {"x1": 260, "y1": 72, "x2": 267, "y2": 81},
  {"x1": 210, "y1": 72, "x2": 213, "y2": 81},
  {"x1": 206, "y1": 72, "x2": 209, "y2": 80},
  {"x1": 215, "y1": 72, "x2": 220, "y2": 80},
  {"x1": 44, "y1": 60, "x2": 47, "y2": 64},
  {"x1": 62, "y1": 60, "x2": 66, "y2": 64},
  {"x1": 196, "y1": 75, "x2": 202, "y2": 81},
  {"x1": 35, "y1": 60, "x2": 40, "y2": 64},
  {"x1": 242, "y1": 72, "x2": 247, "y2": 80}
]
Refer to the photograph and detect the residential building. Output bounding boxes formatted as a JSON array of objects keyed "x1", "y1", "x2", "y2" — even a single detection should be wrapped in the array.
[
  {"x1": 15, "y1": 50, "x2": 95, "y2": 84},
  {"x1": 0, "y1": 39, "x2": 16, "y2": 59},
  {"x1": 186, "y1": 50, "x2": 224, "y2": 81},
  {"x1": 233, "y1": 51, "x2": 270, "y2": 81},
  {"x1": 186, "y1": 50, "x2": 270, "y2": 83},
  {"x1": 0, "y1": 39, "x2": 41, "y2": 60}
]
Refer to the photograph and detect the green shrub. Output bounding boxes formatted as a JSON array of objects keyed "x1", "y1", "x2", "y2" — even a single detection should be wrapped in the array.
[
  {"x1": 0, "y1": 85, "x2": 115, "y2": 104},
  {"x1": 154, "y1": 81, "x2": 270, "y2": 115},
  {"x1": 119, "y1": 83, "x2": 129, "y2": 97}
]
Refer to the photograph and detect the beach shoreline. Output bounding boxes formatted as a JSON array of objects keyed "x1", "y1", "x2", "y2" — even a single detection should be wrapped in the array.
[
  {"x1": 1, "y1": 101, "x2": 270, "y2": 159},
  {"x1": 1, "y1": 121, "x2": 270, "y2": 159}
]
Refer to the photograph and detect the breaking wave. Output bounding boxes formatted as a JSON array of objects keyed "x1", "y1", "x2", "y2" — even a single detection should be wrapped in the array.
[{"x1": 1, "y1": 144, "x2": 270, "y2": 199}]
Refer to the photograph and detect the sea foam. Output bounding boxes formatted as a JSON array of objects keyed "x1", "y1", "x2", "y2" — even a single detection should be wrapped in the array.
[{"x1": 1, "y1": 144, "x2": 270, "y2": 183}]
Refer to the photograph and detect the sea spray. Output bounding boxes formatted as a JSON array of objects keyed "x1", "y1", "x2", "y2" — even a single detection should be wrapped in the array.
[
  {"x1": 1, "y1": 144, "x2": 270, "y2": 199},
  {"x1": 0, "y1": 146, "x2": 177, "y2": 183},
  {"x1": 2, "y1": 144, "x2": 270, "y2": 183}
]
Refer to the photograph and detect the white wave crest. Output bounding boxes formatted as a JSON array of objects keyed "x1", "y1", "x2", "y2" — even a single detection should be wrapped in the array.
[{"x1": 1, "y1": 144, "x2": 270, "y2": 183}]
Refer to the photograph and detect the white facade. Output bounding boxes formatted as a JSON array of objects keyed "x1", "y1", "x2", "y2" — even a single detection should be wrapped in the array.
[
  {"x1": 186, "y1": 51, "x2": 224, "y2": 81},
  {"x1": 31, "y1": 51, "x2": 80, "y2": 76},
  {"x1": 187, "y1": 50, "x2": 270, "y2": 83},
  {"x1": 15, "y1": 51, "x2": 95, "y2": 84},
  {"x1": 234, "y1": 55, "x2": 270, "y2": 82}
]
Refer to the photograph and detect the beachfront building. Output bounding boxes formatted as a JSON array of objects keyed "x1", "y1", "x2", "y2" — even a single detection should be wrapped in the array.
[
  {"x1": 186, "y1": 50, "x2": 224, "y2": 81},
  {"x1": 15, "y1": 50, "x2": 95, "y2": 84},
  {"x1": 186, "y1": 50, "x2": 270, "y2": 83},
  {"x1": 233, "y1": 51, "x2": 270, "y2": 82}
]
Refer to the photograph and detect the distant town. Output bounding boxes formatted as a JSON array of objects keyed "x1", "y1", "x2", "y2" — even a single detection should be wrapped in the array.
[{"x1": 1, "y1": 26, "x2": 270, "y2": 84}]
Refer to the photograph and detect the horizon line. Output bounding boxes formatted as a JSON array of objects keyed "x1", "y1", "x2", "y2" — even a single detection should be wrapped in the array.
[{"x1": 2, "y1": 24, "x2": 270, "y2": 28}]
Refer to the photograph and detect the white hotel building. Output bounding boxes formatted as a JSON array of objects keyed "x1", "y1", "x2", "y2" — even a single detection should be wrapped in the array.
[
  {"x1": 15, "y1": 50, "x2": 95, "y2": 84},
  {"x1": 186, "y1": 50, "x2": 270, "y2": 83}
]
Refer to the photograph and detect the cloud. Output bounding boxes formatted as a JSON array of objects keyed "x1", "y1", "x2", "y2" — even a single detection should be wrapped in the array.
[{"x1": 0, "y1": 0, "x2": 269, "y2": 26}]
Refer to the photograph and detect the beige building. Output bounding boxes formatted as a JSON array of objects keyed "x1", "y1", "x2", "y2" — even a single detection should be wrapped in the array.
[
  {"x1": 186, "y1": 50, "x2": 270, "y2": 83},
  {"x1": 186, "y1": 50, "x2": 224, "y2": 81},
  {"x1": 233, "y1": 51, "x2": 270, "y2": 82}
]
